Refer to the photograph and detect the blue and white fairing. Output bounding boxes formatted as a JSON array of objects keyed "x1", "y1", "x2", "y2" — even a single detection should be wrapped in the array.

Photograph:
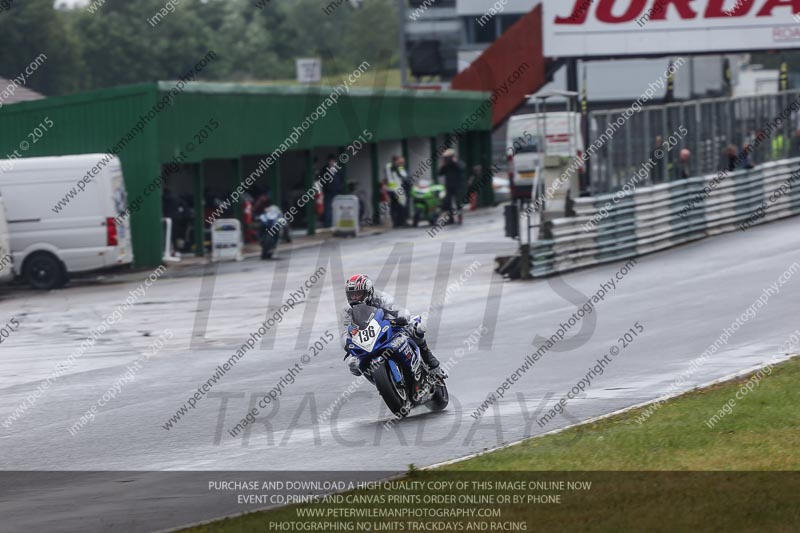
[{"x1": 344, "y1": 305, "x2": 422, "y2": 381}]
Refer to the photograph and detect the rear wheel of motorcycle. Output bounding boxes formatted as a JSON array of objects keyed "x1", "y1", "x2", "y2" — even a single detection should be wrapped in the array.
[
  {"x1": 426, "y1": 382, "x2": 449, "y2": 412},
  {"x1": 374, "y1": 361, "x2": 412, "y2": 418}
]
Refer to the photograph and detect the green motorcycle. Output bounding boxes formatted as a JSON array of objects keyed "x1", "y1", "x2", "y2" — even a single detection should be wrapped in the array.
[{"x1": 411, "y1": 183, "x2": 446, "y2": 227}]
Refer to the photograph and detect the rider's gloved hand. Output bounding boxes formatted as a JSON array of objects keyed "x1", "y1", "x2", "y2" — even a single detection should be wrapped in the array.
[
  {"x1": 392, "y1": 316, "x2": 408, "y2": 326},
  {"x1": 347, "y1": 357, "x2": 362, "y2": 377}
]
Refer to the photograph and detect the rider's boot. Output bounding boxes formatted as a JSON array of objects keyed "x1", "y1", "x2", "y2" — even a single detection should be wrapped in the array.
[{"x1": 418, "y1": 338, "x2": 447, "y2": 379}]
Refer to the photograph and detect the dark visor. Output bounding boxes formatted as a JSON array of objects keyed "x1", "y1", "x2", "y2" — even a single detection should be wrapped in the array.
[{"x1": 347, "y1": 290, "x2": 367, "y2": 304}]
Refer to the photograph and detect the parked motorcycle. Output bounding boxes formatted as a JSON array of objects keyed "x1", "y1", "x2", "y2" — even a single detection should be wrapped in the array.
[
  {"x1": 411, "y1": 182, "x2": 446, "y2": 227},
  {"x1": 258, "y1": 206, "x2": 282, "y2": 259},
  {"x1": 344, "y1": 304, "x2": 449, "y2": 418}
]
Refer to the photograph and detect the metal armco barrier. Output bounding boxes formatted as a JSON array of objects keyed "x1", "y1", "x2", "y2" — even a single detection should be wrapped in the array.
[
  {"x1": 526, "y1": 158, "x2": 800, "y2": 278},
  {"x1": 588, "y1": 90, "x2": 798, "y2": 195}
]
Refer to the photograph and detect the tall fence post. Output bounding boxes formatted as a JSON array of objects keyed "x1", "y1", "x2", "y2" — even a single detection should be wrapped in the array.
[{"x1": 694, "y1": 102, "x2": 702, "y2": 176}]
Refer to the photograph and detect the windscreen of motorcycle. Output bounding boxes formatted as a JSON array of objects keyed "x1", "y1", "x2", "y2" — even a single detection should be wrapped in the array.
[
  {"x1": 350, "y1": 304, "x2": 382, "y2": 352},
  {"x1": 351, "y1": 304, "x2": 378, "y2": 328}
]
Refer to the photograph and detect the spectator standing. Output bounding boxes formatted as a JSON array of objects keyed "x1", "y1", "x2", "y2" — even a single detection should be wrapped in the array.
[
  {"x1": 438, "y1": 148, "x2": 466, "y2": 225},
  {"x1": 771, "y1": 130, "x2": 787, "y2": 161},
  {"x1": 162, "y1": 187, "x2": 188, "y2": 254},
  {"x1": 741, "y1": 144, "x2": 755, "y2": 170},
  {"x1": 793, "y1": 110, "x2": 800, "y2": 157},
  {"x1": 725, "y1": 144, "x2": 740, "y2": 172},
  {"x1": 395, "y1": 156, "x2": 412, "y2": 224},
  {"x1": 321, "y1": 154, "x2": 342, "y2": 228},
  {"x1": 674, "y1": 148, "x2": 692, "y2": 180},
  {"x1": 385, "y1": 155, "x2": 408, "y2": 227}
]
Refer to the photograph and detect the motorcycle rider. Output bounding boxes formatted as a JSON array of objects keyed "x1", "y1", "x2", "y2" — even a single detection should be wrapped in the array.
[
  {"x1": 342, "y1": 274, "x2": 447, "y2": 380},
  {"x1": 257, "y1": 204, "x2": 282, "y2": 259}
]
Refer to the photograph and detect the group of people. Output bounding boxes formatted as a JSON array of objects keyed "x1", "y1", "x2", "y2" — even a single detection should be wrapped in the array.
[
  {"x1": 383, "y1": 148, "x2": 469, "y2": 228},
  {"x1": 159, "y1": 147, "x2": 476, "y2": 256},
  {"x1": 315, "y1": 148, "x2": 476, "y2": 230},
  {"x1": 649, "y1": 143, "x2": 758, "y2": 185},
  {"x1": 648, "y1": 125, "x2": 799, "y2": 185}
]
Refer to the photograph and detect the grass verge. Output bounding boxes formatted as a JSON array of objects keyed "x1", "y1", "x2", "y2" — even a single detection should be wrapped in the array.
[
  {"x1": 453, "y1": 355, "x2": 799, "y2": 471},
  {"x1": 181, "y1": 357, "x2": 800, "y2": 532}
]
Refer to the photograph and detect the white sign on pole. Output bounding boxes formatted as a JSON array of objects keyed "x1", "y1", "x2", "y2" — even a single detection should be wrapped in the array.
[
  {"x1": 296, "y1": 58, "x2": 322, "y2": 84},
  {"x1": 332, "y1": 195, "x2": 360, "y2": 237},
  {"x1": 544, "y1": 0, "x2": 800, "y2": 58},
  {"x1": 211, "y1": 219, "x2": 243, "y2": 262}
]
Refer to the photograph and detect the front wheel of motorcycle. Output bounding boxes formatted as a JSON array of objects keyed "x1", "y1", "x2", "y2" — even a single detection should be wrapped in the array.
[
  {"x1": 374, "y1": 360, "x2": 412, "y2": 419},
  {"x1": 425, "y1": 382, "x2": 449, "y2": 412}
]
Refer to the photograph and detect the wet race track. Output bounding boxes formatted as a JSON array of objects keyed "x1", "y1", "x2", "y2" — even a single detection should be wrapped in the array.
[{"x1": 1, "y1": 208, "x2": 798, "y2": 532}]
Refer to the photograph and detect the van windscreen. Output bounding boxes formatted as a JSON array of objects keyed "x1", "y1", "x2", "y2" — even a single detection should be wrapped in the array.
[{"x1": 514, "y1": 140, "x2": 539, "y2": 154}]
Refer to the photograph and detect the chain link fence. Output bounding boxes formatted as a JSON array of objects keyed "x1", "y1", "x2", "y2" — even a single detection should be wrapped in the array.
[{"x1": 588, "y1": 90, "x2": 799, "y2": 195}]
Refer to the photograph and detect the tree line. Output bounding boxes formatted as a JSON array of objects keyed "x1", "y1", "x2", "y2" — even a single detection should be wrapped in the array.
[{"x1": 0, "y1": 0, "x2": 399, "y2": 96}]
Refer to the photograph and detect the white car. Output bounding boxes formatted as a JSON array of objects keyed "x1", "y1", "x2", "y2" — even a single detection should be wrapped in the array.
[
  {"x1": 0, "y1": 193, "x2": 13, "y2": 284},
  {"x1": 0, "y1": 154, "x2": 134, "y2": 289}
]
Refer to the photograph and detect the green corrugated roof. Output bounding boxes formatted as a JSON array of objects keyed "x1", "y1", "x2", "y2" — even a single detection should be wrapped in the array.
[
  {"x1": 0, "y1": 80, "x2": 492, "y2": 268},
  {"x1": 0, "y1": 83, "x2": 157, "y2": 114},
  {"x1": 156, "y1": 80, "x2": 490, "y2": 100},
  {"x1": 2, "y1": 80, "x2": 490, "y2": 113}
]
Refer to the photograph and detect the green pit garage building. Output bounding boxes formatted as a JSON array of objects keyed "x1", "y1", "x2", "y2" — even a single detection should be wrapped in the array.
[{"x1": 0, "y1": 82, "x2": 493, "y2": 268}]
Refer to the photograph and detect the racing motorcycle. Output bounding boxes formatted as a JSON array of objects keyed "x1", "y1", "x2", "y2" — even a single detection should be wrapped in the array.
[
  {"x1": 411, "y1": 182, "x2": 446, "y2": 227},
  {"x1": 344, "y1": 304, "x2": 449, "y2": 418},
  {"x1": 258, "y1": 206, "x2": 282, "y2": 259}
]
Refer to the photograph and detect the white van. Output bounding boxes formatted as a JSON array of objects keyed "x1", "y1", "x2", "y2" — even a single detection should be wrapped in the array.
[
  {"x1": 0, "y1": 154, "x2": 134, "y2": 289},
  {"x1": 0, "y1": 192, "x2": 13, "y2": 284},
  {"x1": 506, "y1": 112, "x2": 584, "y2": 199}
]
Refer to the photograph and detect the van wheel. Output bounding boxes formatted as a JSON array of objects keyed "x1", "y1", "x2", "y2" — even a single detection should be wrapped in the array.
[{"x1": 24, "y1": 252, "x2": 66, "y2": 290}]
